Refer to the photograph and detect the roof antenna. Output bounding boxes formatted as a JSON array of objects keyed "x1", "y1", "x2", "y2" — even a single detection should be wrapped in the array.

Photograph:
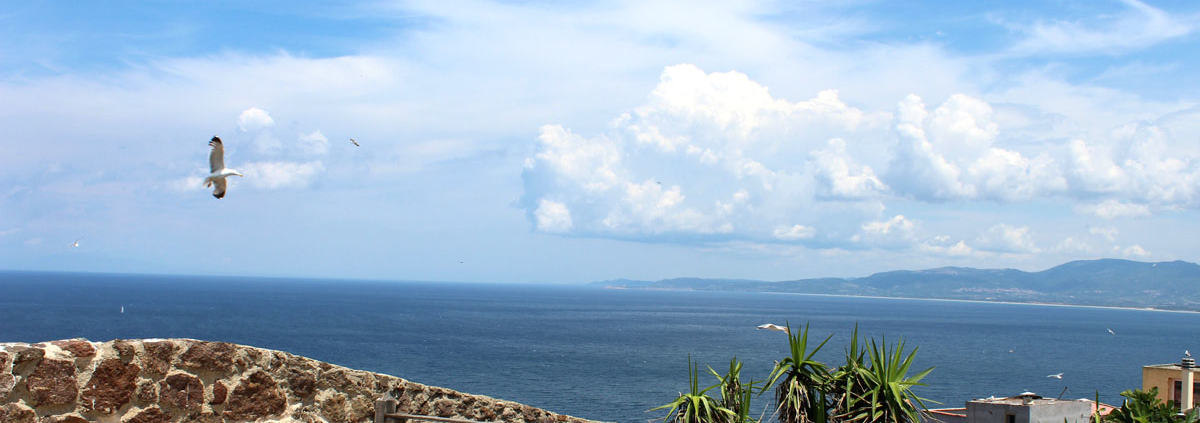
[{"x1": 1057, "y1": 386, "x2": 1069, "y2": 400}]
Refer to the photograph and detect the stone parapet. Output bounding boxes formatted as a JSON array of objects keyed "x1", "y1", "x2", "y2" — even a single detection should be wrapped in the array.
[{"x1": 0, "y1": 339, "x2": 606, "y2": 423}]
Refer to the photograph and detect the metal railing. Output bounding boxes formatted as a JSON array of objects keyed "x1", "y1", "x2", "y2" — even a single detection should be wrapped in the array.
[{"x1": 375, "y1": 394, "x2": 498, "y2": 423}]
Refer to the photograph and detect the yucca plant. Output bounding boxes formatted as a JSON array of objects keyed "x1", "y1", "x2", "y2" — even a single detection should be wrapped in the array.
[
  {"x1": 653, "y1": 356, "x2": 736, "y2": 423},
  {"x1": 1104, "y1": 387, "x2": 1199, "y2": 423},
  {"x1": 709, "y1": 358, "x2": 762, "y2": 423},
  {"x1": 764, "y1": 323, "x2": 833, "y2": 423},
  {"x1": 838, "y1": 336, "x2": 934, "y2": 423}
]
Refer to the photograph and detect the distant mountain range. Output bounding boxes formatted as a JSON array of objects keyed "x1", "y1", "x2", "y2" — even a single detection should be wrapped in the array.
[{"x1": 593, "y1": 259, "x2": 1200, "y2": 311}]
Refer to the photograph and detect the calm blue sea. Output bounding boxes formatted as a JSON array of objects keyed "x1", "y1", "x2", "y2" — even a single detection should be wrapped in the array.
[{"x1": 1, "y1": 271, "x2": 1197, "y2": 423}]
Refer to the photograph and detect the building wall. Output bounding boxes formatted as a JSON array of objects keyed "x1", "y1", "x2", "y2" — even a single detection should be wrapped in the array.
[
  {"x1": 967, "y1": 400, "x2": 1092, "y2": 423},
  {"x1": 1, "y1": 339, "x2": 608, "y2": 423},
  {"x1": 1144, "y1": 366, "x2": 1177, "y2": 404}
]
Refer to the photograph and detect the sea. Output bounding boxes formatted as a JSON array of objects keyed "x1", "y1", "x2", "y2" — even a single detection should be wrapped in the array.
[{"x1": 1, "y1": 271, "x2": 1197, "y2": 423}]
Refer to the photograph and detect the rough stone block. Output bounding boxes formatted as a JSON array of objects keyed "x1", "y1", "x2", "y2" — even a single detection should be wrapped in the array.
[
  {"x1": 223, "y1": 370, "x2": 286, "y2": 421},
  {"x1": 180, "y1": 341, "x2": 235, "y2": 373},
  {"x1": 159, "y1": 372, "x2": 204, "y2": 410},
  {"x1": 209, "y1": 380, "x2": 227, "y2": 405},
  {"x1": 125, "y1": 407, "x2": 170, "y2": 423},
  {"x1": 27, "y1": 358, "x2": 77, "y2": 406},
  {"x1": 0, "y1": 403, "x2": 36, "y2": 423},
  {"x1": 141, "y1": 341, "x2": 176, "y2": 375},
  {"x1": 81, "y1": 358, "x2": 141, "y2": 413},
  {"x1": 51, "y1": 340, "x2": 96, "y2": 358}
]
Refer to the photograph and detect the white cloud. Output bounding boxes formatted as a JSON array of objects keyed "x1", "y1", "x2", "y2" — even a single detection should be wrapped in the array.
[
  {"x1": 916, "y1": 240, "x2": 974, "y2": 257},
  {"x1": 522, "y1": 64, "x2": 888, "y2": 241},
  {"x1": 852, "y1": 215, "x2": 918, "y2": 248},
  {"x1": 886, "y1": 94, "x2": 1066, "y2": 202},
  {"x1": 25, "y1": 237, "x2": 42, "y2": 245},
  {"x1": 240, "y1": 161, "x2": 324, "y2": 189},
  {"x1": 809, "y1": 138, "x2": 886, "y2": 199},
  {"x1": 237, "y1": 107, "x2": 275, "y2": 132},
  {"x1": 1122, "y1": 244, "x2": 1150, "y2": 258},
  {"x1": 1009, "y1": 0, "x2": 1193, "y2": 55},
  {"x1": 974, "y1": 224, "x2": 1040, "y2": 254},
  {"x1": 1089, "y1": 226, "x2": 1119, "y2": 242},
  {"x1": 1075, "y1": 199, "x2": 1151, "y2": 219},
  {"x1": 773, "y1": 224, "x2": 816, "y2": 240},
  {"x1": 298, "y1": 130, "x2": 330, "y2": 157},
  {"x1": 534, "y1": 199, "x2": 573, "y2": 233}
]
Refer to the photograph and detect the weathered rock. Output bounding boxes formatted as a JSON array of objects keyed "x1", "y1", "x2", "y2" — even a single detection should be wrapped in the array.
[
  {"x1": 286, "y1": 368, "x2": 317, "y2": 398},
  {"x1": 0, "y1": 373, "x2": 15, "y2": 400},
  {"x1": 209, "y1": 381, "x2": 227, "y2": 405},
  {"x1": 0, "y1": 351, "x2": 8, "y2": 371},
  {"x1": 141, "y1": 341, "x2": 176, "y2": 375},
  {"x1": 179, "y1": 341, "x2": 235, "y2": 373},
  {"x1": 112, "y1": 340, "x2": 136, "y2": 362},
  {"x1": 125, "y1": 407, "x2": 170, "y2": 423},
  {"x1": 223, "y1": 370, "x2": 286, "y2": 421},
  {"x1": 27, "y1": 359, "x2": 77, "y2": 406},
  {"x1": 51, "y1": 340, "x2": 96, "y2": 358},
  {"x1": 42, "y1": 415, "x2": 90, "y2": 423},
  {"x1": 136, "y1": 380, "x2": 158, "y2": 404},
  {"x1": 0, "y1": 403, "x2": 36, "y2": 423},
  {"x1": 81, "y1": 358, "x2": 140, "y2": 413},
  {"x1": 319, "y1": 393, "x2": 349, "y2": 423},
  {"x1": 158, "y1": 373, "x2": 203, "y2": 410},
  {"x1": 11, "y1": 346, "x2": 45, "y2": 368}
]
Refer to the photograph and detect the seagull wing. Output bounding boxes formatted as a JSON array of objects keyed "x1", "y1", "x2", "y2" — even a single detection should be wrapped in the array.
[
  {"x1": 211, "y1": 178, "x2": 227, "y2": 199},
  {"x1": 209, "y1": 138, "x2": 225, "y2": 173}
]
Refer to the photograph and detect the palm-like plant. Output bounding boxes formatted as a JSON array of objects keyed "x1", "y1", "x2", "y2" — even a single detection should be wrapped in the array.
[
  {"x1": 1105, "y1": 388, "x2": 1199, "y2": 423},
  {"x1": 653, "y1": 356, "x2": 736, "y2": 423},
  {"x1": 837, "y1": 336, "x2": 934, "y2": 423},
  {"x1": 709, "y1": 358, "x2": 762, "y2": 423},
  {"x1": 765, "y1": 323, "x2": 833, "y2": 423}
]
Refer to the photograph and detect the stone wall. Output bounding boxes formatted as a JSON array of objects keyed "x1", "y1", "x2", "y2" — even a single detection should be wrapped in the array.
[{"x1": 0, "y1": 339, "x2": 606, "y2": 423}]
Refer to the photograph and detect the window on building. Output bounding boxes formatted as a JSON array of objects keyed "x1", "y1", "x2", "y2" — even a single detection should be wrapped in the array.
[
  {"x1": 1006, "y1": 413, "x2": 1015, "y2": 423},
  {"x1": 1171, "y1": 380, "x2": 1200, "y2": 406}
]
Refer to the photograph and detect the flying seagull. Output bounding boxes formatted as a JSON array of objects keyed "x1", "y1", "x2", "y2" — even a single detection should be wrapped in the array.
[
  {"x1": 1107, "y1": 328, "x2": 1115, "y2": 335},
  {"x1": 349, "y1": 138, "x2": 360, "y2": 147},
  {"x1": 204, "y1": 136, "x2": 243, "y2": 199},
  {"x1": 71, "y1": 238, "x2": 81, "y2": 248},
  {"x1": 1047, "y1": 373, "x2": 1063, "y2": 379},
  {"x1": 756, "y1": 323, "x2": 789, "y2": 333}
]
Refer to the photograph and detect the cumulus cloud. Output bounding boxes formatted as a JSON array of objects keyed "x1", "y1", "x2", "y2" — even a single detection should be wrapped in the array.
[
  {"x1": 851, "y1": 215, "x2": 918, "y2": 248},
  {"x1": 534, "y1": 199, "x2": 573, "y2": 233},
  {"x1": 240, "y1": 161, "x2": 324, "y2": 189},
  {"x1": 886, "y1": 94, "x2": 1066, "y2": 202},
  {"x1": 298, "y1": 131, "x2": 330, "y2": 157},
  {"x1": 1075, "y1": 199, "x2": 1151, "y2": 219},
  {"x1": 1122, "y1": 244, "x2": 1150, "y2": 258},
  {"x1": 237, "y1": 107, "x2": 275, "y2": 132},
  {"x1": 773, "y1": 224, "x2": 816, "y2": 240},
  {"x1": 974, "y1": 224, "x2": 1040, "y2": 254},
  {"x1": 521, "y1": 64, "x2": 888, "y2": 242}
]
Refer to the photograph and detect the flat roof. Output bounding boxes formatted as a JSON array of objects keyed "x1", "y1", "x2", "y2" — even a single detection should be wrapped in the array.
[{"x1": 1144, "y1": 363, "x2": 1200, "y2": 371}]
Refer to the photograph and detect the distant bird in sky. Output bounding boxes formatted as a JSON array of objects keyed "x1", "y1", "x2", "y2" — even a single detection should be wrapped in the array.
[
  {"x1": 71, "y1": 238, "x2": 81, "y2": 248},
  {"x1": 757, "y1": 323, "x2": 789, "y2": 333},
  {"x1": 204, "y1": 136, "x2": 243, "y2": 199},
  {"x1": 1047, "y1": 373, "x2": 1063, "y2": 379},
  {"x1": 1107, "y1": 328, "x2": 1115, "y2": 335},
  {"x1": 349, "y1": 138, "x2": 360, "y2": 147}
]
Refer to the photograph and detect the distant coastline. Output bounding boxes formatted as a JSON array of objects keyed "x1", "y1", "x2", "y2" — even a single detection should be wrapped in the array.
[
  {"x1": 593, "y1": 258, "x2": 1200, "y2": 312},
  {"x1": 600, "y1": 284, "x2": 1200, "y2": 314}
]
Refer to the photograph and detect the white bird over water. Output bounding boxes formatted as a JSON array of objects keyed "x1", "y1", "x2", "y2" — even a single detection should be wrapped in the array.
[
  {"x1": 757, "y1": 323, "x2": 789, "y2": 333},
  {"x1": 204, "y1": 136, "x2": 243, "y2": 199},
  {"x1": 1107, "y1": 328, "x2": 1115, "y2": 335},
  {"x1": 1047, "y1": 373, "x2": 1063, "y2": 379}
]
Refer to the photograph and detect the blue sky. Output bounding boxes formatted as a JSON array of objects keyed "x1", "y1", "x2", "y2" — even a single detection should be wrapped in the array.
[{"x1": 3, "y1": 0, "x2": 1200, "y2": 283}]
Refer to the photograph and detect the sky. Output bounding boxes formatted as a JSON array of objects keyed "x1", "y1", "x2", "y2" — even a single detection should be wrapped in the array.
[{"x1": 2, "y1": 0, "x2": 1200, "y2": 283}]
